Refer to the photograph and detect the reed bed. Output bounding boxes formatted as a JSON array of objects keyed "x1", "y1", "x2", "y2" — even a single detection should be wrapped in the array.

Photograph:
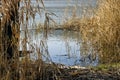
[
  {"x1": 0, "y1": 0, "x2": 60, "y2": 80},
  {"x1": 0, "y1": 0, "x2": 120, "y2": 80},
  {"x1": 63, "y1": 0, "x2": 120, "y2": 64}
]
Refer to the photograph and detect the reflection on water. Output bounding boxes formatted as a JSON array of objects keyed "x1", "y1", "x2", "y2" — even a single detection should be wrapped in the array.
[
  {"x1": 20, "y1": 0, "x2": 98, "y2": 66},
  {"x1": 20, "y1": 30, "x2": 98, "y2": 66}
]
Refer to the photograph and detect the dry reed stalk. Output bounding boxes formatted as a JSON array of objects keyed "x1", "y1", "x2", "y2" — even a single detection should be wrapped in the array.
[{"x1": 0, "y1": 0, "x2": 62, "y2": 79}]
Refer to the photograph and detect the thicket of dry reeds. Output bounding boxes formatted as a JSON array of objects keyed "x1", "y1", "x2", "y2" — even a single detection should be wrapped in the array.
[
  {"x1": 64, "y1": 0, "x2": 120, "y2": 64},
  {"x1": 92, "y1": 0, "x2": 120, "y2": 63},
  {"x1": 0, "y1": 0, "x2": 60, "y2": 80},
  {"x1": 0, "y1": 0, "x2": 120, "y2": 79}
]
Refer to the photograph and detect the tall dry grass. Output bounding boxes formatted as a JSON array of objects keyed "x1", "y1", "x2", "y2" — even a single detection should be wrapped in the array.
[
  {"x1": 63, "y1": 0, "x2": 120, "y2": 64},
  {"x1": 0, "y1": 0, "x2": 61, "y2": 80},
  {"x1": 94, "y1": 0, "x2": 120, "y2": 63},
  {"x1": 83, "y1": 0, "x2": 120, "y2": 63}
]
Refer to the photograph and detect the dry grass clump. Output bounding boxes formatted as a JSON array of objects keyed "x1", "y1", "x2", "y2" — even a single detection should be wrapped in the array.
[
  {"x1": 0, "y1": 57, "x2": 60, "y2": 80},
  {"x1": 96, "y1": 0, "x2": 119, "y2": 63},
  {"x1": 62, "y1": 18, "x2": 81, "y2": 30},
  {"x1": 0, "y1": 0, "x2": 60, "y2": 79},
  {"x1": 80, "y1": 0, "x2": 120, "y2": 63},
  {"x1": 62, "y1": 0, "x2": 120, "y2": 64}
]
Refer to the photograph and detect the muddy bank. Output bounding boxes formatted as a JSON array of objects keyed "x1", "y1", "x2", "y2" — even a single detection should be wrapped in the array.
[
  {"x1": 58, "y1": 67, "x2": 120, "y2": 80},
  {"x1": 45, "y1": 63, "x2": 119, "y2": 80}
]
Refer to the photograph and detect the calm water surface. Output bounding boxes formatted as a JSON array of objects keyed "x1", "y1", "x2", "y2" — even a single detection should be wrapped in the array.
[
  {"x1": 20, "y1": 0, "x2": 98, "y2": 66},
  {"x1": 20, "y1": 0, "x2": 97, "y2": 26},
  {"x1": 20, "y1": 30, "x2": 98, "y2": 66}
]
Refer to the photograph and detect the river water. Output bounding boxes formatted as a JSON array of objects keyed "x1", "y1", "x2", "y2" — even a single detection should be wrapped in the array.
[{"x1": 20, "y1": 0, "x2": 98, "y2": 66}]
